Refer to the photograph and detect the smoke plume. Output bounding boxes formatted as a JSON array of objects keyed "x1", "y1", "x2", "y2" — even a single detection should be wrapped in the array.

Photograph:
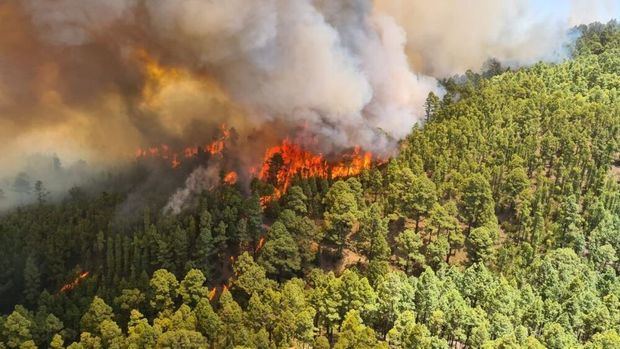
[
  {"x1": 0, "y1": 0, "x2": 616, "y2": 209},
  {"x1": 164, "y1": 165, "x2": 221, "y2": 215}
]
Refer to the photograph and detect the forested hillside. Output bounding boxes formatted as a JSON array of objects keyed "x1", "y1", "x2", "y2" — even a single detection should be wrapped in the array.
[{"x1": 1, "y1": 21, "x2": 619, "y2": 348}]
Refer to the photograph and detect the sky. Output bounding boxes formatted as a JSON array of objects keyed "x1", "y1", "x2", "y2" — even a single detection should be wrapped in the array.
[{"x1": 531, "y1": 0, "x2": 620, "y2": 26}]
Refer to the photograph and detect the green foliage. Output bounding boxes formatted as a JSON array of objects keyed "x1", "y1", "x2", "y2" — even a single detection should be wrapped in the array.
[
  {"x1": 574, "y1": 20, "x2": 620, "y2": 55},
  {"x1": 21, "y1": 256, "x2": 39, "y2": 308},
  {"x1": 395, "y1": 229, "x2": 425, "y2": 273},
  {"x1": 284, "y1": 186, "x2": 308, "y2": 214},
  {"x1": 359, "y1": 204, "x2": 391, "y2": 261},
  {"x1": 334, "y1": 310, "x2": 385, "y2": 349},
  {"x1": 3, "y1": 310, "x2": 32, "y2": 348},
  {"x1": 193, "y1": 299, "x2": 221, "y2": 344},
  {"x1": 149, "y1": 270, "x2": 179, "y2": 314},
  {"x1": 324, "y1": 180, "x2": 361, "y2": 254},
  {"x1": 156, "y1": 329, "x2": 206, "y2": 348},
  {"x1": 49, "y1": 334, "x2": 64, "y2": 349},
  {"x1": 232, "y1": 252, "x2": 270, "y2": 298},
  {"x1": 113, "y1": 288, "x2": 145, "y2": 313},
  {"x1": 466, "y1": 226, "x2": 498, "y2": 265},
  {"x1": 178, "y1": 269, "x2": 208, "y2": 307},
  {"x1": 461, "y1": 173, "x2": 496, "y2": 231},
  {"x1": 80, "y1": 297, "x2": 113, "y2": 336},
  {"x1": 257, "y1": 222, "x2": 301, "y2": 277}
]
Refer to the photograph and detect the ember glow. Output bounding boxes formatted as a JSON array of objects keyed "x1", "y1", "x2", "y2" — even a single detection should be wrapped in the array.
[{"x1": 59, "y1": 271, "x2": 90, "y2": 294}]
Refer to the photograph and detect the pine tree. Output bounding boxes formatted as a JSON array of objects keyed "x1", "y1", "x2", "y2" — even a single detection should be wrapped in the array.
[
  {"x1": 233, "y1": 252, "x2": 270, "y2": 298},
  {"x1": 178, "y1": 269, "x2": 209, "y2": 307},
  {"x1": 424, "y1": 92, "x2": 440, "y2": 121},
  {"x1": 194, "y1": 298, "x2": 222, "y2": 344},
  {"x1": 106, "y1": 234, "x2": 115, "y2": 279},
  {"x1": 49, "y1": 334, "x2": 64, "y2": 349},
  {"x1": 395, "y1": 229, "x2": 425, "y2": 273},
  {"x1": 3, "y1": 310, "x2": 33, "y2": 348},
  {"x1": 359, "y1": 204, "x2": 391, "y2": 262},
  {"x1": 122, "y1": 235, "x2": 131, "y2": 277},
  {"x1": 257, "y1": 222, "x2": 301, "y2": 278},
  {"x1": 34, "y1": 180, "x2": 50, "y2": 205},
  {"x1": 23, "y1": 255, "x2": 40, "y2": 307},
  {"x1": 461, "y1": 174, "x2": 496, "y2": 233},
  {"x1": 149, "y1": 269, "x2": 179, "y2": 314},
  {"x1": 284, "y1": 186, "x2": 308, "y2": 214},
  {"x1": 114, "y1": 234, "x2": 123, "y2": 278},
  {"x1": 245, "y1": 194, "x2": 264, "y2": 244},
  {"x1": 80, "y1": 296, "x2": 114, "y2": 335},
  {"x1": 334, "y1": 310, "x2": 383, "y2": 349},
  {"x1": 218, "y1": 289, "x2": 249, "y2": 348},
  {"x1": 173, "y1": 225, "x2": 189, "y2": 274},
  {"x1": 195, "y1": 211, "x2": 216, "y2": 278},
  {"x1": 323, "y1": 181, "x2": 360, "y2": 255}
]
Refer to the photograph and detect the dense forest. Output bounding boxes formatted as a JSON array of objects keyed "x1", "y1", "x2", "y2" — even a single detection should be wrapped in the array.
[{"x1": 1, "y1": 21, "x2": 619, "y2": 348}]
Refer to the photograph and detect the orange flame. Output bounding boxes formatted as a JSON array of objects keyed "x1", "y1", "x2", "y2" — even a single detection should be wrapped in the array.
[
  {"x1": 135, "y1": 48, "x2": 183, "y2": 107},
  {"x1": 257, "y1": 139, "x2": 373, "y2": 204},
  {"x1": 331, "y1": 146, "x2": 373, "y2": 178},
  {"x1": 223, "y1": 171, "x2": 238, "y2": 185},
  {"x1": 255, "y1": 236, "x2": 266, "y2": 253},
  {"x1": 59, "y1": 271, "x2": 90, "y2": 294},
  {"x1": 208, "y1": 287, "x2": 217, "y2": 301},
  {"x1": 135, "y1": 124, "x2": 231, "y2": 168}
]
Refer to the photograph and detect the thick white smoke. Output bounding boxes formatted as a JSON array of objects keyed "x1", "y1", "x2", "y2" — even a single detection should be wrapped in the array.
[
  {"x1": 14, "y1": 0, "x2": 618, "y2": 156},
  {"x1": 145, "y1": 0, "x2": 435, "y2": 153},
  {"x1": 373, "y1": 0, "x2": 617, "y2": 76}
]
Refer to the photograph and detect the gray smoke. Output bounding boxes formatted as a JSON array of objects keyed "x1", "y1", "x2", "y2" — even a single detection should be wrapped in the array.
[
  {"x1": 7, "y1": 0, "x2": 615, "y2": 157},
  {"x1": 143, "y1": 0, "x2": 437, "y2": 153},
  {"x1": 0, "y1": 0, "x2": 617, "y2": 210},
  {"x1": 163, "y1": 165, "x2": 221, "y2": 215}
]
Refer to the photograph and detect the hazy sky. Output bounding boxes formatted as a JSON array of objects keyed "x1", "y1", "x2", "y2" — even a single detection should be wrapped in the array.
[{"x1": 532, "y1": 0, "x2": 619, "y2": 25}]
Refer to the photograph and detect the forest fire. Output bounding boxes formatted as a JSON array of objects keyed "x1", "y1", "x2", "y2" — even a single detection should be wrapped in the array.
[
  {"x1": 255, "y1": 236, "x2": 266, "y2": 253},
  {"x1": 137, "y1": 128, "x2": 376, "y2": 207},
  {"x1": 59, "y1": 271, "x2": 90, "y2": 294},
  {"x1": 135, "y1": 124, "x2": 231, "y2": 168},
  {"x1": 223, "y1": 171, "x2": 238, "y2": 185},
  {"x1": 258, "y1": 139, "x2": 374, "y2": 204},
  {"x1": 208, "y1": 287, "x2": 217, "y2": 301}
]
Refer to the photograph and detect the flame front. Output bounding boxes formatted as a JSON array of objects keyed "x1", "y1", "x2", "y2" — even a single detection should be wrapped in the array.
[
  {"x1": 59, "y1": 271, "x2": 90, "y2": 294},
  {"x1": 258, "y1": 139, "x2": 373, "y2": 204},
  {"x1": 137, "y1": 134, "x2": 374, "y2": 206},
  {"x1": 135, "y1": 124, "x2": 231, "y2": 168}
]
